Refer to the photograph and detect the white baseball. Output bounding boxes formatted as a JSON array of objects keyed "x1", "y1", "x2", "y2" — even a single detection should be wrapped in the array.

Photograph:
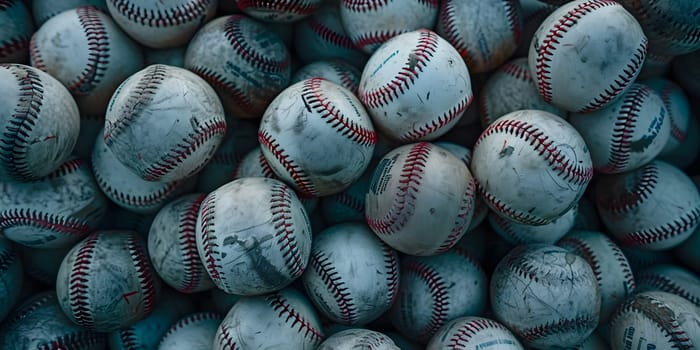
[
  {"x1": 436, "y1": 0, "x2": 522, "y2": 73},
  {"x1": 609, "y1": 291, "x2": 700, "y2": 350},
  {"x1": 568, "y1": 83, "x2": 670, "y2": 174},
  {"x1": 56, "y1": 230, "x2": 161, "y2": 332},
  {"x1": 233, "y1": 146, "x2": 276, "y2": 180},
  {"x1": 213, "y1": 288, "x2": 324, "y2": 349},
  {"x1": 557, "y1": 230, "x2": 636, "y2": 323},
  {"x1": 645, "y1": 78, "x2": 692, "y2": 159},
  {"x1": 158, "y1": 312, "x2": 222, "y2": 350},
  {"x1": 235, "y1": 0, "x2": 323, "y2": 23},
  {"x1": 0, "y1": 64, "x2": 80, "y2": 181},
  {"x1": 389, "y1": 247, "x2": 487, "y2": 343},
  {"x1": 0, "y1": 0, "x2": 34, "y2": 64},
  {"x1": 293, "y1": 2, "x2": 368, "y2": 68},
  {"x1": 195, "y1": 177, "x2": 312, "y2": 296},
  {"x1": 0, "y1": 157, "x2": 107, "y2": 249},
  {"x1": 358, "y1": 29, "x2": 473, "y2": 142},
  {"x1": 104, "y1": 64, "x2": 227, "y2": 182},
  {"x1": 426, "y1": 316, "x2": 524, "y2": 350},
  {"x1": 594, "y1": 160, "x2": 700, "y2": 250},
  {"x1": 291, "y1": 59, "x2": 361, "y2": 93},
  {"x1": 184, "y1": 15, "x2": 291, "y2": 119},
  {"x1": 106, "y1": 0, "x2": 217, "y2": 48},
  {"x1": 302, "y1": 222, "x2": 399, "y2": 326},
  {"x1": 0, "y1": 291, "x2": 107, "y2": 349},
  {"x1": 29, "y1": 5, "x2": 143, "y2": 117},
  {"x1": 340, "y1": 0, "x2": 438, "y2": 54},
  {"x1": 259, "y1": 78, "x2": 376, "y2": 197},
  {"x1": 528, "y1": 0, "x2": 647, "y2": 113},
  {"x1": 471, "y1": 109, "x2": 592, "y2": 225},
  {"x1": 92, "y1": 131, "x2": 196, "y2": 214},
  {"x1": 365, "y1": 142, "x2": 476, "y2": 256},
  {"x1": 0, "y1": 236, "x2": 22, "y2": 322},
  {"x1": 318, "y1": 329, "x2": 399, "y2": 350},
  {"x1": 636, "y1": 264, "x2": 700, "y2": 307},
  {"x1": 479, "y1": 57, "x2": 563, "y2": 128},
  {"x1": 619, "y1": 0, "x2": 700, "y2": 55},
  {"x1": 490, "y1": 244, "x2": 600, "y2": 349},
  {"x1": 148, "y1": 193, "x2": 214, "y2": 294},
  {"x1": 488, "y1": 203, "x2": 577, "y2": 244}
]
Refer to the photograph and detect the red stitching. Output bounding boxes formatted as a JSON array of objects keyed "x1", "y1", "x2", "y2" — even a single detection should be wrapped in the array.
[
  {"x1": 301, "y1": 78, "x2": 377, "y2": 146},
  {"x1": 637, "y1": 271, "x2": 700, "y2": 307},
  {"x1": 404, "y1": 260, "x2": 449, "y2": 340},
  {"x1": 504, "y1": 0, "x2": 521, "y2": 45},
  {"x1": 104, "y1": 64, "x2": 167, "y2": 145},
  {"x1": 598, "y1": 162, "x2": 658, "y2": 216},
  {"x1": 92, "y1": 161, "x2": 182, "y2": 209},
  {"x1": 307, "y1": 16, "x2": 355, "y2": 50},
  {"x1": 447, "y1": 318, "x2": 511, "y2": 349},
  {"x1": 499, "y1": 59, "x2": 532, "y2": 81},
  {"x1": 198, "y1": 192, "x2": 222, "y2": 282},
  {"x1": 326, "y1": 60, "x2": 360, "y2": 93},
  {"x1": 381, "y1": 242, "x2": 399, "y2": 305},
  {"x1": 0, "y1": 65, "x2": 44, "y2": 181},
  {"x1": 271, "y1": 183, "x2": 305, "y2": 279},
  {"x1": 107, "y1": 0, "x2": 212, "y2": 27},
  {"x1": 38, "y1": 332, "x2": 105, "y2": 350},
  {"x1": 266, "y1": 292, "x2": 324, "y2": 343},
  {"x1": 308, "y1": 250, "x2": 357, "y2": 323},
  {"x1": 46, "y1": 158, "x2": 85, "y2": 178},
  {"x1": 163, "y1": 312, "x2": 221, "y2": 340},
  {"x1": 342, "y1": 0, "x2": 437, "y2": 12},
  {"x1": 435, "y1": 178, "x2": 475, "y2": 253},
  {"x1": 66, "y1": 6, "x2": 110, "y2": 96},
  {"x1": 366, "y1": 142, "x2": 431, "y2": 234},
  {"x1": 612, "y1": 293, "x2": 692, "y2": 348},
  {"x1": 327, "y1": 191, "x2": 364, "y2": 214},
  {"x1": 476, "y1": 118, "x2": 593, "y2": 185},
  {"x1": 188, "y1": 65, "x2": 256, "y2": 112},
  {"x1": 557, "y1": 237, "x2": 602, "y2": 283},
  {"x1": 68, "y1": 234, "x2": 99, "y2": 330},
  {"x1": 0, "y1": 209, "x2": 92, "y2": 237},
  {"x1": 217, "y1": 324, "x2": 240, "y2": 350},
  {"x1": 438, "y1": 0, "x2": 470, "y2": 66},
  {"x1": 400, "y1": 93, "x2": 472, "y2": 141},
  {"x1": 481, "y1": 191, "x2": 549, "y2": 226},
  {"x1": 118, "y1": 327, "x2": 139, "y2": 350},
  {"x1": 236, "y1": 0, "x2": 318, "y2": 17},
  {"x1": 359, "y1": 29, "x2": 438, "y2": 109},
  {"x1": 141, "y1": 118, "x2": 227, "y2": 181},
  {"x1": 224, "y1": 15, "x2": 290, "y2": 74},
  {"x1": 597, "y1": 85, "x2": 654, "y2": 173},
  {"x1": 520, "y1": 315, "x2": 598, "y2": 342},
  {"x1": 607, "y1": 237, "x2": 636, "y2": 293},
  {"x1": 0, "y1": 35, "x2": 30, "y2": 60},
  {"x1": 353, "y1": 29, "x2": 404, "y2": 54},
  {"x1": 534, "y1": 0, "x2": 618, "y2": 102},
  {"x1": 179, "y1": 194, "x2": 207, "y2": 293},
  {"x1": 127, "y1": 233, "x2": 156, "y2": 316},
  {"x1": 258, "y1": 130, "x2": 315, "y2": 196},
  {"x1": 629, "y1": 0, "x2": 700, "y2": 51},
  {"x1": 620, "y1": 206, "x2": 700, "y2": 247}
]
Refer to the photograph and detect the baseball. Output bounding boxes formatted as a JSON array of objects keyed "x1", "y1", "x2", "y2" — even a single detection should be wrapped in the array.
[
  {"x1": 291, "y1": 59, "x2": 361, "y2": 93},
  {"x1": 568, "y1": 83, "x2": 670, "y2": 174},
  {"x1": 490, "y1": 244, "x2": 600, "y2": 349},
  {"x1": 594, "y1": 160, "x2": 700, "y2": 250},
  {"x1": 645, "y1": 78, "x2": 692, "y2": 159},
  {"x1": 0, "y1": 63, "x2": 80, "y2": 181},
  {"x1": 609, "y1": 291, "x2": 700, "y2": 350},
  {"x1": 148, "y1": 193, "x2": 215, "y2": 294},
  {"x1": 104, "y1": 64, "x2": 227, "y2": 182},
  {"x1": 232, "y1": 145, "x2": 276, "y2": 180},
  {"x1": 259, "y1": 77, "x2": 376, "y2": 197},
  {"x1": 55, "y1": 230, "x2": 161, "y2": 332},
  {"x1": 426, "y1": 316, "x2": 524, "y2": 350},
  {"x1": 106, "y1": 0, "x2": 217, "y2": 48},
  {"x1": 635, "y1": 264, "x2": 700, "y2": 307},
  {"x1": 488, "y1": 203, "x2": 578, "y2": 244},
  {"x1": 471, "y1": 109, "x2": 592, "y2": 225},
  {"x1": 235, "y1": 0, "x2": 323, "y2": 23},
  {"x1": 318, "y1": 328, "x2": 399, "y2": 350},
  {"x1": 302, "y1": 222, "x2": 399, "y2": 326},
  {"x1": 29, "y1": 5, "x2": 143, "y2": 117},
  {"x1": 319, "y1": 167, "x2": 371, "y2": 225},
  {"x1": 158, "y1": 312, "x2": 222, "y2": 350},
  {"x1": 213, "y1": 287, "x2": 324, "y2": 349},
  {"x1": 184, "y1": 14, "x2": 291, "y2": 119},
  {"x1": 365, "y1": 142, "x2": 476, "y2": 256},
  {"x1": 528, "y1": 0, "x2": 647, "y2": 112},
  {"x1": 0, "y1": 236, "x2": 22, "y2": 322},
  {"x1": 0, "y1": 0, "x2": 34, "y2": 64},
  {"x1": 195, "y1": 177, "x2": 312, "y2": 296},
  {"x1": 358, "y1": 29, "x2": 473, "y2": 142}
]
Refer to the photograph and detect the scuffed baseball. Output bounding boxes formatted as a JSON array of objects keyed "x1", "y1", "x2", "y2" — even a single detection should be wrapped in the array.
[
  {"x1": 426, "y1": 316, "x2": 524, "y2": 350},
  {"x1": 490, "y1": 244, "x2": 600, "y2": 349},
  {"x1": 158, "y1": 312, "x2": 222, "y2": 350},
  {"x1": 195, "y1": 177, "x2": 312, "y2": 296},
  {"x1": 358, "y1": 29, "x2": 473, "y2": 142},
  {"x1": 318, "y1": 328, "x2": 399, "y2": 350},
  {"x1": 365, "y1": 142, "x2": 476, "y2": 256}
]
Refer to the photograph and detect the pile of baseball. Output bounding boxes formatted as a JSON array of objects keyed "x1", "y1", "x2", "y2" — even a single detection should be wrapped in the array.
[{"x1": 1, "y1": 0, "x2": 700, "y2": 349}]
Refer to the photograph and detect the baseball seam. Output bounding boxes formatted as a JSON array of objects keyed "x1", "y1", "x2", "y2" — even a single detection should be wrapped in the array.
[
  {"x1": 438, "y1": 1, "x2": 471, "y2": 65},
  {"x1": 621, "y1": 206, "x2": 700, "y2": 246},
  {"x1": 381, "y1": 242, "x2": 399, "y2": 305},
  {"x1": 0, "y1": 65, "x2": 44, "y2": 181},
  {"x1": 342, "y1": 0, "x2": 438, "y2": 13},
  {"x1": 447, "y1": 318, "x2": 511, "y2": 349},
  {"x1": 199, "y1": 192, "x2": 222, "y2": 283},
  {"x1": 435, "y1": 178, "x2": 475, "y2": 253},
  {"x1": 358, "y1": 332, "x2": 391, "y2": 349},
  {"x1": 637, "y1": 273, "x2": 700, "y2": 307},
  {"x1": 598, "y1": 161, "x2": 658, "y2": 215},
  {"x1": 118, "y1": 328, "x2": 140, "y2": 350},
  {"x1": 237, "y1": 0, "x2": 318, "y2": 17},
  {"x1": 37, "y1": 332, "x2": 104, "y2": 349},
  {"x1": 659, "y1": 82, "x2": 687, "y2": 143},
  {"x1": 162, "y1": 312, "x2": 221, "y2": 341},
  {"x1": 270, "y1": 183, "x2": 305, "y2": 279},
  {"x1": 599, "y1": 85, "x2": 652, "y2": 173},
  {"x1": 141, "y1": 118, "x2": 227, "y2": 181},
  {"x1": 307, "y1": 16, "x2": 355, "y2": 50},
  {"x1": 2, "y1": 293, "x2": 54, "y2": 330},
  {"x1": 127, "y1": 233, "x2": 156, "y2": 316},
  {"x1": 0, "y1": 35, "x2": 30, "y2": 60},
  {"x1": 0, "y1": 209, "x2": 92, "y2": 237},
  {"x1": 0, "y1": 247, "x2": 16, "y2": 273},
  {"x1": 258, "y1": 130, "x2": 315, "y2": 195},
  {"x1": 224, "y1": 15, "x2": 290, "y2": 73},
  {"x1": 92, "y1": 162, "x2": 182, "y2": 209},
  {"x1": 327, "y1": 191, "x2": 364, "y2": 215},
  {"x1": 107, "y1": 0, "x2": 212, "y2": 27},
  {"x1": 178, "y1": 194, "x2": 207, "y2": 293},
  {"x1": 265, "y1": 292, "x2": 324, "y2": 343},
  {"x1": 329, "y1": 61, "x2": 359, "y2": 93},
  {"x1": 301, "y1": 78, "x2": 377, "y2": 146},
  {"x1": 67, "y1": 6, "x2": 110, "y2": 96},
  {"x1": 308, "y1": 250, "x2": 358, "y2": 324},
  {"x1": 630, "y1": 1, "x2": 700, "y2": 49},
  {"x1": 504, "y1": 0, "x2": 522, "y2": 45},
  {"x1": 607, "y1": 237, "x2": 636, "y2": 292},
  {"x1": 478, "y1": 60, "x2": 531, "y2": 127},
  {"x1": 217, "y1": 325, "x2": 240, "y2": 350},
  {"x1": 612, "y1": 294, "x2": 692, "y2": 348},
  {"x1": 359, "y1": 29, "x2": 437, "y2": 109},
  {"x1": 353, "y1": 29, "x2": 404, "y2": 53},
  {"x1": 366, "y1": 142, "x2": 430, "y2": 235},
  {"x1": 520, "y1": 314, "x2": 598, "y2": 343},
  {"x1": 405, "y1": 260, "x2": 449, "y2": 341},
  {"x1": 400, "y1": 93, "x2": 472, "y2": 142},
  {"x1": 68, "y1": 234, "x2": 99, "y2": 330},
  {"x1": 188, "y1": 65, "x2": 256, "y2": 112}
]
